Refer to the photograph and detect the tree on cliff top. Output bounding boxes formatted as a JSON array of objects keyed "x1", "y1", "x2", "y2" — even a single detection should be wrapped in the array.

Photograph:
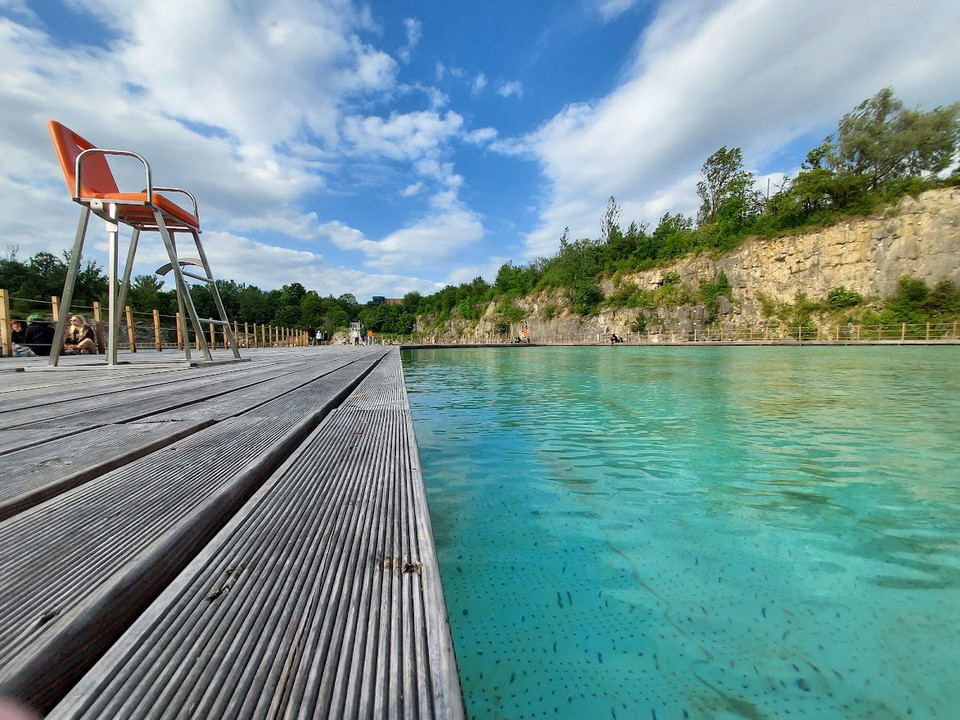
[{"x1": 829, "y1": 88, "x2": 960, "y2": 192}]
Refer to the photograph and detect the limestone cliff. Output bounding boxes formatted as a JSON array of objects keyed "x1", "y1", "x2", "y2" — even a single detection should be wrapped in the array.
[{"x1": 418, "y1": 187, "x2": 960, "y2": 342}]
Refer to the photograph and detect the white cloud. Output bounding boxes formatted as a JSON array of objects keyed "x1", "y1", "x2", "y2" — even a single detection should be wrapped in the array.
[
  {"x1": 321, "y1": 203, "x2": 484, "y2": 272},
  {"x1": 594, "y1": 0, "x2": 642, "y2": 22},
  {"x1": 398, "y1": 16, "x2": 422, "y2": 63},
  {"x1": 341, "y1": 110, "x2": 464, "y2": 161},
  {"x1": 496, "y1": 80, "x2": 524, "y2": 99},
  {"x1": 518, "y1": 0, "x2": 960, "y2": 260},
  {"x1": 471, "y1": 73, "x2": 487, "y2": 94},
  {"x1": 401, "y1": 181, "x2": 424, "y2": 197},
  {"x1": 464, "y1": 127, "x2": 498, "y2": 146}
]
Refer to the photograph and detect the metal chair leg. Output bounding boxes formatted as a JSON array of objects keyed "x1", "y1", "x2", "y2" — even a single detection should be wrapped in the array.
[{"x1": 49, "y1": 206, "x2": 92, "y2": 366}]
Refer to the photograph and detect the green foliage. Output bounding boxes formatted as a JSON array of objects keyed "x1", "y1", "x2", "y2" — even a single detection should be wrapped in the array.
[
  {"x1": 696, "y1": 146, "x2": 764, "y2": 231},
  {"x1": 568, "y1": 281, "x2": 603, "y2": 315},
  {"x1": 1, "y1": 249, "x2": 106, "y2": 317},
  {"x1": 880, "y1": 276, "x2": 960, "y2": 324},
  {"x1": 827, "y1": 286, "x2": 863, "y2": 308},
  {"x1": 495, "y1": 299, "x2": 527, "y2": 323},
  {"x1": 695, "y1": 269, "x2": 732, "y2": 321},
  {"x1": 630, "y1": 312, "x2": 646, "y2": 333},
  {"x1": 542, "y1": 304, "x2": 558, "y2": 321}
]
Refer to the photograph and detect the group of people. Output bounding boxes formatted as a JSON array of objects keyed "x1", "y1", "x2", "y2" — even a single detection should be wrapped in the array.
[{"x1": 6, "y1": 313, "x2": 97, "y2": 357}]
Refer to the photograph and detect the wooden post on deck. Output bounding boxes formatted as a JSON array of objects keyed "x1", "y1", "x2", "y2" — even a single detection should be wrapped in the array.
[
  {"x1": 0, "y1": 288, "x2": 11, "y2": 358},
  {"x1": 51, "y1": 295, "x2": 60, "y2": 320},
  {"x1": 176, "y1": 312, "x2": 184, "y2": 350},
  {"x1": 125, "y1": 306, "x2": 137, "y2": 352},
  {"x1": 153, "y1": 310, "x2": 162, "y2": 351},
  {"x1": 209, "y1": 323, "x2": 216, "y2": 349},
  {"x1": 901, "y1": 323, "x2": 906, "y2": 341},
  {"x1": 92, "y1": 302, "x2": 105, "y2": 353}
]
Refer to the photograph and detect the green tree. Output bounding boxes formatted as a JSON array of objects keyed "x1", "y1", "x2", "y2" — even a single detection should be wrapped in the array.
[
  {"x1": 830, "y1": 87, "x2": 960, "y2": 192},
  {"x1": 697, "y1": 147, "x2": 756, "y2": 226},
  {"x1": 127, "y1": 275, "x2": 168, "y2": 313}
]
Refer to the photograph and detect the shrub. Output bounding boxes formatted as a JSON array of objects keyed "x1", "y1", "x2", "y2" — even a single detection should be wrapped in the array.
[
  {"x1": 569, "y1": 281, "x2": 603, "y2": 315},
  {"x1": 827, "y1": 286, "x2": 863, "y2": 308}
]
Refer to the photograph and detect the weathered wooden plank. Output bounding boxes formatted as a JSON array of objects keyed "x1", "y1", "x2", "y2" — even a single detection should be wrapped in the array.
[
  {"x1": 0, "y1": 353, "x2": 352, "y2": 428},
  {"x1": 0, "y1": 350, "x2": 390, "y2": 712},
  {"x1": 48, "y1": 349, "x2": 464, "y2": 719},
  {"x1": 0, "y1": 420, "x2": 212, "y2": 521}
]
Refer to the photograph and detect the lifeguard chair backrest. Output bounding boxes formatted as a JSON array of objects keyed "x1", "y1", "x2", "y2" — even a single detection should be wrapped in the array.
[{"x1": 48, "y1": 120, "x2": 119, "y2": 198}]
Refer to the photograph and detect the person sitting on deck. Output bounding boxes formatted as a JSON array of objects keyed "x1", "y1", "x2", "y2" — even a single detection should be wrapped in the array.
[
  {"x1": 62, "y1": 314, "x2": 97, "y2": 355},
  {"x1": 6, "y1": 318, "x2": 33, "y2": 356},
  {"x1": 23, "y1": 314, "x2": 55, "y2": 356},
  {"x1": 610, "y1": 333, "x2": 623, "y2": 343}
]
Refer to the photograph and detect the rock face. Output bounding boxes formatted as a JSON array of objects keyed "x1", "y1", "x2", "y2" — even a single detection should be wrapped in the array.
[{"x1": 419, "y1": 187, "x2": 960, "y2": 342}]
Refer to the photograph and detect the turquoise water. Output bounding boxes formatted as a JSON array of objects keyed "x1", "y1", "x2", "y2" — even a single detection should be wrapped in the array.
[{"x1": 402, "y1": 346, "x2": 960, "y2": 720}]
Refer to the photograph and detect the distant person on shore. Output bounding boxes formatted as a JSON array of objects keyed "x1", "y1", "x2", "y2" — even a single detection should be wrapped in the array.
[
  {"x1": 610, "y1": 333, "x2": 623, "y2": 343},
  {"x1": 23, "y1": 314, "x2": 55, "y2": 356},
  {"x1": 62, "y1": 314, "x2": 97, "y2": 355}
]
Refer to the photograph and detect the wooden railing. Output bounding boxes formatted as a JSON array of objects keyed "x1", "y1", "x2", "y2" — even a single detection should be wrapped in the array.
[
  {"x1": 1, "y1": 288, "x2": 311, "y2": 357},
  {"x1": 400, "y1": 320, "x2": 960, "y2": 346}
]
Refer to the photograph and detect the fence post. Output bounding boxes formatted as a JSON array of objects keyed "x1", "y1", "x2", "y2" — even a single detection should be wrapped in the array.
[
  {"x1": 209, "y1": 323, "x2": 216, "y2": 349},
  {"x1": 222, "y1": 324, "x2": 228, "y2": 349},
  {"x1": 926, "y1": 323, "x2": 931, "y2": 341},
  {"x1": 798, "y1": 325, "x2": 802, "y2": 345},
  {"x1": 125, "y1": 305, "x2": 137, "y2": 353},
  {"x1": 901, "y1": 323, "x2": 906, "y2": 341},
  {"x1": 244, "y1": 322, "x2": 249, "y2": 349},
  {"x1": 51, "y1": 295, "x2": 60, "y2": 320},
  {"x1": 92, "y1": 301, "x2": 105, "y2": 353},
  {"x1": 836, "y1": 325, "x2": 840, "y2": 342},
  {"x1": 878, "y1": 324, "x2": 882, "y2": 341},
  {"x1": 261, "y1": 324, "x2": 266, "y2": 348},
  {"x1": 153, "y1": 309, "x2": 162, "y2": 351},
  {"x1": 0, "y1": 288, "x2": 11, "y2": 358},
  {"x1": 176, "y1": 312, "x2": 184, "y2": 350}
]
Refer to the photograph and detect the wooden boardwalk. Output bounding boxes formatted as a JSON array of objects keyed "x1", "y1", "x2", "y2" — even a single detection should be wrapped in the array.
[{"x1": 0, "y1": 347, "x2": 464, "y2": 718}]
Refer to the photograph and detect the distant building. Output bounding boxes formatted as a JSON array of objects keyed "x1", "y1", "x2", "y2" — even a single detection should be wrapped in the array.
[{"x1": 371, "y1": 296, "x2": 403, "y2": 306}]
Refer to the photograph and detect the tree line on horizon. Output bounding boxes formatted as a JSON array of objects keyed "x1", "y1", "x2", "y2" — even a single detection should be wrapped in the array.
[{"x1": 3, "y1": 88, "x2": 958, "y2": 336}]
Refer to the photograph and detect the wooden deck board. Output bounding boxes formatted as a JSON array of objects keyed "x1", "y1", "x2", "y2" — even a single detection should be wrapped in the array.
[
  {"x1": 48, "y1": 351, "x2": 464, "y2": 719},
  {"x1": 0, "y1": 347, "x2": 462, "y2": 716}
]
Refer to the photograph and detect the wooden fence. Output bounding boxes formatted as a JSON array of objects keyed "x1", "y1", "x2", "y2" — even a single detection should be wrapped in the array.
[
  {"x1": 0, "y1": 288, "x2": 311, "y2": 358},
  {"x1": 400, "y1": 320, "x2": 960, "y2": 346}
]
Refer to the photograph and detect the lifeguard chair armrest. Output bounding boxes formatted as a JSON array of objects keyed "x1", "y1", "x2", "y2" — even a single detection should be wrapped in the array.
[
  {"x1": 75, "y1": 148, "x2": 154, "y2": 202},
  {"x1": 152, "y1": 186, "x2": 199, "y2": 218}
]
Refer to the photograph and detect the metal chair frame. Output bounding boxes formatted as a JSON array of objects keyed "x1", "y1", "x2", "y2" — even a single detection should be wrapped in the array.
[{"x1": 47, "y1": 120, "x2": 240, "y2": 366}]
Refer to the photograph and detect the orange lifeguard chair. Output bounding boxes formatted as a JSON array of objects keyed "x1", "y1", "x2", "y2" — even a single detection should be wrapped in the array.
[{"x1": 47, "y1": 120, "x2": 240, "y2": 366}]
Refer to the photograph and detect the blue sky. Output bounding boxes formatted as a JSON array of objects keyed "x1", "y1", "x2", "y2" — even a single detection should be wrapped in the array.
[{"x1": 1, "y1": 0, "x2": 959, "y2": 301}]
